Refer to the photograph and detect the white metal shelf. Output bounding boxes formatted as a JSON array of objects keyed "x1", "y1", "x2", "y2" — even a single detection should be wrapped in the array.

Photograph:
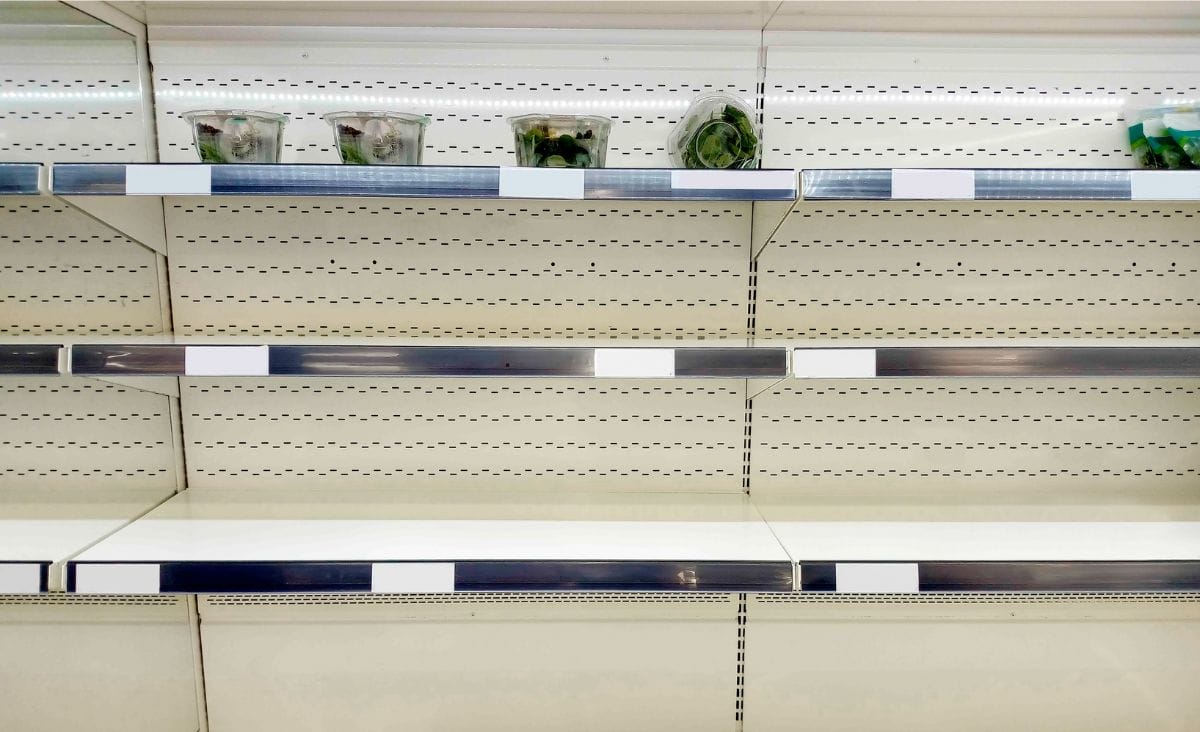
[
  {"x1": 0, "y1": 488, "x2": 170, "y2": 592},
  {"x1": 51, "y1": 163, "x2": 798, "y2": 201},
  {"x1": 802, "y1": 169, "x2": 1200, "y2": 201},
  {"x1": 67, "y1": 489, "x2": 794, "y2": 593},
  {"x1": 69, "y1": 343, "x2": 787, "y2": 378},
  {"x1": 757, "y1": 501, "x2": 1200, "y2": 593}
]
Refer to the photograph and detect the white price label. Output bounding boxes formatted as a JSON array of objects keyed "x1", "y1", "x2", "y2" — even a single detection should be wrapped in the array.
[
  {"x1": 184, "y1": 346, "x2": 269, "y2": 376},
  {"x1": 835, "y1": 563, "x2": 919, "y2": 593},
  {"x1": 1130, "y1": 171, "x2": 1200, "y2": 200},
  {"x1": 125, "y1": 165, "x2": 211, "y2": 195},
  {"x1": 594, "y1": 349, "x2": 675, "y2": 378},
  {"x1": 0, "y1": 564, "x2": 41, "y2": 593},
  {"x1": 671, "y1": 169, "x2": 797, "y2": 192},
  {"x1": 891, "y1": 169, "x2": 974, "y2": 199},
  {"x1": 74, "y1": 563, "x2": 160, "y2": 594},
  {"x1": 371, "y1": 563, "x2": 455, "y2": 593},
  {"x1": 793, "y1": 349, "x2": 876, "y2": 378},
  {"x1": 498, "y1": 167, "x2": 585, "y2": 199}
]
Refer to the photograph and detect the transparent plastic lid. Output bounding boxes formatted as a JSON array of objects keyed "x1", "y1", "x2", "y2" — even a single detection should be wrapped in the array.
[
  {"x1": 182, "y1": 110, "x2": 289, "y2": 124},
  {"x1": 323, "y1": 111, "x2": 430, "y2": 126}
]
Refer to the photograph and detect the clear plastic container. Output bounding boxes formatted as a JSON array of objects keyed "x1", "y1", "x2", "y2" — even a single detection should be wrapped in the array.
[
  {"x1": 182, "y1": 110, "x2": 287, "y2": 164},
  {"x1": 668, "y1": 93, "x2": 760, "y2": 169},
  {"x1": 508, "y1": 114, "x2": 611, "y2": 168},
  {"x1": 324, "y1": 111, "x2": 430, "y2": 165}
]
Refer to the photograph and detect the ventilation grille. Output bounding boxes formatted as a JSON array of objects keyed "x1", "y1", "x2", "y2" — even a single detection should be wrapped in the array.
[
  {"x1": 0, "y1": 594, "x2": 183, "y2": 606},
  {"x1": 0, "y1": 201, "x2": 165, "y2": 335},
  {"x1": 0, "y1": 378, "x2": 178, "y2": 490},
  {"x1": 757, "y1": 203, "x2": 1199, "y2": 340},
  {"x1": 204, "y1": 592, "x2": 736, "y2": 606},
  {"x1": 165, "y1": 199, "x2": 751, "y2": 339},
  {"x1": 182, "y1": 378, "x2": 747, "y2": 491}
]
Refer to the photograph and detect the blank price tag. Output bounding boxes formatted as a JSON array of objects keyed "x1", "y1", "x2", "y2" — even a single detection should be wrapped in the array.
[
  {"x1": 594, "y1": 348, "x2": 675, "y2": 378},
  {"x1": 184, "y1": 346, "x2": 269, "y2": 376},
  {"x1": 0, "y1": 564, "x2": 40, "y2": 593},
  {"x1": 891, "y1": 169, "x2": 974, "y2": 199},
  {"x1": 835, "y1": 563, "x2": 919, "y2": 593},
  {"x1": 371, "y1": 563, "x2": 455, "y2": 593},
  {"x1": 671, "y1": 169, "x2": 797, "y2": 191},
  {"x1": 75, "y1": 563, "x2": 160, "y2": 594},
  {"x1": 1130, "y1": 171, "x2": 1200, "y2": 200},
  {"x1": 125, "y1": 165, "x2": 211, "y2": 195},
  {"x1": 793, "y1": 349, "x2": 876, "y2": 378},
  {"x1": 499, "y1": 167, "x2": 585, "y2": 199}
]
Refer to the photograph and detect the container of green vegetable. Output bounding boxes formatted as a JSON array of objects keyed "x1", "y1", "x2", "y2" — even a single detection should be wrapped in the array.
[
  {"x1": 508, "y1": 114, "x2": 611, "y2": 168},
  {"x1": 324, "y1": 111, "x2": 430, "y2": 165},
  {"x1": 668, "y1": 93, "x2": 760, "y2": 169},
  {"x1": 182, "y1": 110, "x2": 287, "y2": 164}
]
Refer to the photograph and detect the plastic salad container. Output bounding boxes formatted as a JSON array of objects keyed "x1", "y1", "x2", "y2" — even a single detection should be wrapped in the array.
[
  {"x1": 1128, "y1": 105, "x2": 1197, "y2": 169},
  {"x1": 668, "y1": 93, "x2": 760, "y2": 169},
  {"x1": 509, "y1": 114, "x2": 611, "y2": 168},
  {"x1": 183, "y1": 110, "x2": 288, "y2": 163},
  {"x1": 324, "y1": 111, "x2": 430, "y2": 165}
]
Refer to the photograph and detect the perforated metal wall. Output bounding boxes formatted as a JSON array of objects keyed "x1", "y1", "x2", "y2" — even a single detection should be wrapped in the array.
[
  {"x1": 752, "y1": 379, "x2": 1200, "y2": 497},
  {"x1": 182, "y1": 378, "x2": 746, "y2": 491},
  {"x1": 756, "y1": 203, "x2": 1200, "y2": 340},
  {"x1": 150, "y1": 29, "x2": 759, "y2": 166},
  {"x1": 0, "y1": 377, "x2": 178, "y2": 491},
  {"x1": 0, "y1": 36, "x2": 148, "y2": 163},
  {"x1": 1, "y1": 199, "x2": 166, "y2": 335},
  {"x1": 166, "y1": 198, "x2": 751, "y2": 339},
  {"x1": 763, "y1": 35, "x2": 1200, "y2": 168}
]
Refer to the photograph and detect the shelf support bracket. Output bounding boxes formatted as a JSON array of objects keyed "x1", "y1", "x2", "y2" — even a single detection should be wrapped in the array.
[
  {"x1": 79, "y1": 375, "x2": 180, "y2": 398},
  {"x1": 53, "y1": 193, "x2": 169, "y2": 256},
  {"x1": 750, "y1": 199, "x2": 798, "y2": 261}
]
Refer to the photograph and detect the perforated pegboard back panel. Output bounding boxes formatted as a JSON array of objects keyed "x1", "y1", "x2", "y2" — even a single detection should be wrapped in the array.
[
  {"x1": 0, "y1": 377, "x2": 178, "y2": 491},
  {"x1": 763, "y1": 33, "x2": 1200, "y2": 168},
  {"x1": 757, "y1": 202, "x2": 1199, "y2": 340},
  {"x1": 182, "y1": 377, "x2": 745, "y2": 491},
  {"x1": 1, "y1": 199, "x2": 166, "y2": 335},
  {"x1": 0, "y1": 37, "x2": 149, "y2": 163},
  {"x1": 150, "y1": 29, "x2": 759, "y2": 166},
  {"x1": 166, "y1": 197, "x2": 751, "y2": 339},
  {"x1": 752, "y1": 379, "x2": 1200, "y2": 498},
  {"x1": 745, "y1": 593, "x2": 1200, "y2": 732},
  {"x1": 198, "y1": 592, "x2": 736, "y2": 732}
]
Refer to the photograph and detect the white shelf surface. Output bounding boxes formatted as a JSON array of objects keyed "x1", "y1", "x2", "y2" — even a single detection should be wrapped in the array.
[
  {"x1": 69, "y1": 490, "x2": 794, "y2": 593},
  {"x1": 0, "y1": 489, "x2": 170, "y2": 592}
]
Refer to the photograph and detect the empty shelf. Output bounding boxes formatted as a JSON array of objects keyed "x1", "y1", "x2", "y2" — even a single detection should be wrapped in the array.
[
  {"x1": 0, "y1": 489, "x2": 170, "y2": 592},
  {"x1": 756, "y1": 501, "x2": 1200, "y2": 593},
  {"x1": 51, "y1": 163, "x2": 798, "y2": 201},
  {"x1": 70, "y1": 344, "x2": 787, "y2": 378},
  {"x1": 0, "y1": 163, "x2": 41, "y2": 195},
  {"x1": 801, "y1": 168, "x2": 1200, "y2": 201},
  {"x1": 68, "y1": 490, "x2": 794, "y2": 593}
]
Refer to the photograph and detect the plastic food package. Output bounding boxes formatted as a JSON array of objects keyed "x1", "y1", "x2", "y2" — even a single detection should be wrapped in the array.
[
  {"x1": 668, "y1": 93, "x2": 761, "y2": 169},
  {"x1": 508, "y1": 114, "x2": 611, "y2": 168},
  {"x1": 324, "y1": 111, "x2": 430, "y2": 165},
  {"x1": 1164, "y1": 111, "x2": 1200, "y2": 167},
  {"x1": 183, "y1": 110, "x2": 287, "y2": 163},
  {"x1": 1128, "y1": 106, "x2": 1196, "y2": 169}
]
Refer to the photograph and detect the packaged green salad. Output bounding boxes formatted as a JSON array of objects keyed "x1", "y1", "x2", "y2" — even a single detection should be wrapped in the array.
[
  {"x1": 1130, "y1": 106, "x2": 1196, "y2": 169},
  {"x1": 1164, "y1": 110, "x2": 1200, "y2": 168},
  {"x1": 669, "y1": 93, "x2": 761, "y2": 169},
  {"x1": 508, "y1": 115, "x2": 611, "y2": 168}
]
